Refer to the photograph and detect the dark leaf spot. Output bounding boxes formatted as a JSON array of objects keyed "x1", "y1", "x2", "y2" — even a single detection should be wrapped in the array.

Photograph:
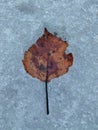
[
  {"x1": 52, "y1": 50, "x2": 55, "y2": 53},
  {"x1": 39, "y1": 64, "x2": 46, "y2": 71}
]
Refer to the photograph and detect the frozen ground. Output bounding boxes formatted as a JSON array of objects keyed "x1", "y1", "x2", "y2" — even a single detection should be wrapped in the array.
[{"x1": 0, "y1": 0, "x2": 98, "y2": 130}]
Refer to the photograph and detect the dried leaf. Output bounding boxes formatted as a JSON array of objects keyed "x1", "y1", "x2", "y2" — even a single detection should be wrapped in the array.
[{"x1": 22, "y1": 28, "x2": 73, "y2": 82}]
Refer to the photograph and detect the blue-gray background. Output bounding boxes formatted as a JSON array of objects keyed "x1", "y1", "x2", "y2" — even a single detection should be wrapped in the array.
[{"x1": 0, "y1": 0, "x2": 98, "y2": 130}]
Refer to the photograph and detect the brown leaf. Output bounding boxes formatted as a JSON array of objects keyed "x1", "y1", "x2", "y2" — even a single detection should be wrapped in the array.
[{"x1": 22, "y1": 28, "x2": 73, "y2": 82}]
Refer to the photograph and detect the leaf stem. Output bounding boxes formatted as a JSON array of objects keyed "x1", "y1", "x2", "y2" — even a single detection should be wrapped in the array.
[{"x1": 45, "y1": 62, "x2": 49, "y2": 115}]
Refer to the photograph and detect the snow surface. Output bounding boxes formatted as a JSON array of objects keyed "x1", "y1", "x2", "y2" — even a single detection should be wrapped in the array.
[{"x1": 0, "y1": 0, "x2": 98, "y2": 130}]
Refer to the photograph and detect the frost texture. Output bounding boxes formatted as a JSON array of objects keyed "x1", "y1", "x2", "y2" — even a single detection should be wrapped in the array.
[{"x1": 0, "y1": 0, "x2": 98, "y2": 130}]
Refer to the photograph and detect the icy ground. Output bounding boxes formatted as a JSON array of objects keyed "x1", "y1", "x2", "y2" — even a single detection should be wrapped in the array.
[{"x1": 0, "y1": 0, "x2": 98, "y2": 130}]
